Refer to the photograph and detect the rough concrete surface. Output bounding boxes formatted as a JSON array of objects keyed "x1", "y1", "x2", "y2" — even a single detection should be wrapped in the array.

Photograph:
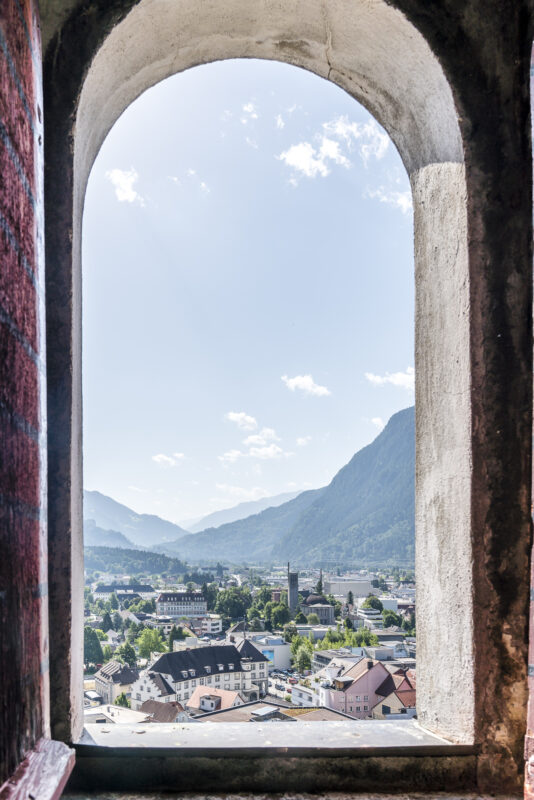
[{"x1": 62, "y1": 793, "x2": 521, "y2": 800}]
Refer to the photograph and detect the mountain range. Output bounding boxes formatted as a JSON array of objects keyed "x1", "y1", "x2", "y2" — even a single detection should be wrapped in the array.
[
  {"x1": 182, "y1": 490, "x2": 300, "y2": 533},
  {"x1": 158, "y1": 406, "x2": 414, "y2": 565},
  {"x1": 83, "y1": 406, "x2": 415, "y2": 565},
  {"x1": 83, "y1": 490, "x2": 188, "y2": 549}
]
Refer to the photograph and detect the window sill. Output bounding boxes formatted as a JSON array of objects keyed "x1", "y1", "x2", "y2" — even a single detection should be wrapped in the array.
[
  {"x1": 69, "y1": 720, "x2": 479, "y2": 794},
  {"x1": 77, "y1": 718, "x2": 472, "y2": 756}
]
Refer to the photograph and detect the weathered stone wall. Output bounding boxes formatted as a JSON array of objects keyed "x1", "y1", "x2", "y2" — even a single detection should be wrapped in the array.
[{"x1": 0, "y1": 0, "x2": 48, "y2": 785}]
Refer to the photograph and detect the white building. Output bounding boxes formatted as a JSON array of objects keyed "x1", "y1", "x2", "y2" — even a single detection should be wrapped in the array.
[
  {"x1": 323, "y1": 577, "x2": 373, "y2": 598},
  {"x1": 93, "y1": 661, "x2": 139, "y2": 705},
  {"x1": 201, "y1": 614, "x2": 223, "y2": 635},
  {"x1": 156, "y1": 592, "x2": 207, "y2": 618},
  {"x1": 130, "y1": 644, "x2": 268, "y2": 710},
  {"x1": 228, "y1": 633, "x2": 291, "y2": 672}
]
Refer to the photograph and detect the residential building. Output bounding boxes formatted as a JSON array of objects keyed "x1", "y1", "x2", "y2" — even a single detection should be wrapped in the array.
[
  {"x1": 311, "y1": 648, "x2": 365, "y2": 672},
  {"x1": 301, "y1": 603, "x2": 335, "y2": 626},
  {"x1": 196, "y1": 700, "x2": 355, "y2": 723},
  {"x1": 317, "y1": 658, "x2": 392, "y2": 719},
  {"x1": 235, "y1": 639, "x2": 270, "y2": 694},
  {"x1": 323, "y1": 577, "x2": 373, "y2": 598},
  {"x1": 357, "y1": 606, "x2": 383, "y2": 629},
  {"x1": 186, "y1": 687, "x2": 244, "y2": 715},
  {"x1": 228, "y1": 633, "x2": 291, "y2": 672},
  {"x1": 133, "y1": 644, "x2": 266, "y2": 708},
  {"x1": 156, "y1": 592, "x2": 207, "y2": 617},
  {"x1": 93, "y1": 584, "x2": 156, "y2": 601},
  {"x1": 371, "y1": 671, "x2": 416, "y2": 719},
  {"x1": 140, "y1": 699, "x2": 189, "y2": 723},
  {"x1": 130, "y1": 672, "x2": 175, "y2": 710},
  {"x1": 93, "y1": 661, "x2": 139, "y2": 705},
  {"x1": 83, "y1": 705, "x2": 149, "y2": 725}
]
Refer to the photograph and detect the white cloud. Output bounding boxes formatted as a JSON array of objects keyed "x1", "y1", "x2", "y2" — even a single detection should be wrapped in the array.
[
  {"x1": 281, "y1": 374, "x2": 331, "y2": 397},
  {"x1": 296, "y1": 435, "x2": 312, "y2": 446},
  {"x1": 366, "y1": 187, "x2": 412, "y2": 215},
  {"x1": 225, "y1": 411, "x2": 258, "y2": 431},
  {"x1": 365, "y1": 366, "x2": 415, "y2": 391},
  {"x1": 105, "y1": 168, "x2": 144, "y2": 204},
  {"x1": 245, "y1": 137, "x2": 259, "y2": 149},
  {"x1": 319, "y1": 137, "x2": 350, "y2": 168},
  {"x1": 371, "y1": 417, "x2": 385, "y2": 430},
  {"x1": 152, "y1": 453, "x2": 177, "y2": 467},
  {"x1": 278, "y1": 141, "x2": 330, "y2": 179},
  {"x1": 199, "y1": 181, "x2": 210, "y2": 193},
  {"x1": 216, "y1": 484, "x2": 270, "y2": 501},
  {"x1": 243, "y1": 427, "x2": 280, "y2": 446},
  {"x1": 128, "y1": 485, "x2": 147, "y2": 493},
  {"x1": 322, "y1": 116, "x2": 389, "y2": 165},
  {"x1": 241, "y1": 101, "x2": 258, "y2": 124},
  {"x1": 218, "y1": 449, "x2": 245, "y2": 464},
  {"x1": 173, "y1": 452, "x2": 185, "y2": 460},
  {"x1": 248, "y1": 443, "x2": 293, "y2": 460},
  {"x1": 275, "y1": 114, "x2": 285, "y2": 129}
]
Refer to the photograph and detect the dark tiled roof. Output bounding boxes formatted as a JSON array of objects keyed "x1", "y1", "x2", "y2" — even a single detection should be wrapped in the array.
[
  {"x1": 157, "y1": 592, "x2": 206, "y2": 602},
  {"x1": 96, "y1": 585, "x2": 154, "y2": 593},
  {"x1": 140, "y1": 699, "x2": 185, "y2": 722},
  {"x1": 147, "y1": 672, "x2": 174, "y2": 696},
  {"x1": 151, "y1": 645, "x2": 244, "y2": 681},
  {"x1": 95, "y1": 660, "x2": 139, "y2": 685},
  {"x1": 235, "y1": 639, "x2": 270, "y2": 663}
]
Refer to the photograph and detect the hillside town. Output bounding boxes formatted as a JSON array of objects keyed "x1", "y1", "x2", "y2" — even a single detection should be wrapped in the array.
[{"x1": 83, "y1": 562, "x2": 416, "y2": 725}]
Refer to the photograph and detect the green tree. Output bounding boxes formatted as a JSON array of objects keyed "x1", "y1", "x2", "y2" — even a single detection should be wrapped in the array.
[
  {"x1": 315, "y1": 574, "x2": 323, "y2": 595},
  {"x1": 362, "y1": 595, "x2": 383, "y2": 611},
  {"x1": 307, "y1": 613, "x2": 319, "y2": 625},
  {"x1": 382, "y1": 609, "x2": 402, "y2": 628},
  {"x1": 115, "y1": 692, "x2": 130, "y2": 708},
  {"x1": 344, "y1": 618, "x2": 353, "y2": 630},
  {"x1": 247, "y1": 606, "x2": 261, "y2": 620},
  {"x1": 168, "y1": 625, "x2": 186, "y2": 649},
  {"x1": 215, "y1": 587, "x2": 252, "y2": 619},
  {"x1": 102, "y1": 644, "x2": 113, "y2": 662},
  {"x1": 94, "y1": 628, "x2": 107, "y2": 641},
  {"x1": 117, "y1": 641, "x2": 137, "y2": 667},
  {"x1": 295, "y1": 611, "x2": 307, "y2": 624},
  {"x1": 136, "y1": 628, "x2": 166, "y2": 659},
  {"x1": 112, "y1": 611, "x2": 123, "y2": 631},
  {"x1": 295, "y1": 645, "x2": 312, "y2": 672},
  {"x1": 84, "y1": 626, "x2": 104, "y2": 665},
  {"x1": 110, "y1": 592, "x2": 119, "y2": 610},
  {"x1": 271, "y1": 603, "x2": 291, "y2": 629},
  {"x1": 254, "y1": 586, "x2": 273, "y2": 609},
  {"x1": 283, "y1": 623, "x2": 297, "y2": 642},
  {"x1": 347, "y1": 591, "x2": 354, "y2": 606},
  {"x1": 248, "y1": 617, "x2": 263, "y2": 631},
  {"x1": 101, "y1": 611, "x2": 112, "y2": 632},
  {"x1": 202, "y1": 582, "x2": 219, "y2": 611}
]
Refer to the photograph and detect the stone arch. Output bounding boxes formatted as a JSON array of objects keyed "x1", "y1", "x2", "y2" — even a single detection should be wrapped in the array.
[{"x1": 43, "y1": 1, "x2": 528, "y2": 786}]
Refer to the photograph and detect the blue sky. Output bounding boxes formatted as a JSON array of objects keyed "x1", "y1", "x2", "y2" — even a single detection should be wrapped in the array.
[{"x1": 82, "y1": 59, "x2": 414, "y2": 525}]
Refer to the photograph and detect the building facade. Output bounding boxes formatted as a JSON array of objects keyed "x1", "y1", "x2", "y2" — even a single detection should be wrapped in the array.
[{"x1": 156, "y1": 592, "x2": 208, "y2": 617}]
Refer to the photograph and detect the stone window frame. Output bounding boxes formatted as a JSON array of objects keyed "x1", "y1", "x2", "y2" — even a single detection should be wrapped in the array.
[{"x1": 42, "y1": 0, "x2": 531, "y2": 795}]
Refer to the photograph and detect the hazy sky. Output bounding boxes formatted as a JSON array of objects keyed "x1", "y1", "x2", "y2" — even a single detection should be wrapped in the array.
[{"x1": 82, "y1": 59, "x2": 414, "y2": 525}]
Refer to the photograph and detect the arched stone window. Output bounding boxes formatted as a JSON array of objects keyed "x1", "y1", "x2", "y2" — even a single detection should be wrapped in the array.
[{"x1": 37, "y1": 0, "x2": 532, "y2": 794}]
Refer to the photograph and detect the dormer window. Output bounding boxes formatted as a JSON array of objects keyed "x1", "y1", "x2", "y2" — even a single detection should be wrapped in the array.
[
  {"x1": 205, "y1": 666, "x2": 211, "y2": 673},
  {"x1": 189, "y1": 669, "x2": 195, "y2": 677},
  {"x1": 228, "y1": 663, "x2": 234, "y2": 671},
  {"x1": 218, "y1": 664, "x2": 224, "y2": 671}
]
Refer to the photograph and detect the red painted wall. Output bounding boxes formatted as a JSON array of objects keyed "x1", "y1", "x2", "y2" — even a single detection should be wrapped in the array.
[{"x1": 0, "y1": 0, "x2": 47, "y2": 785}]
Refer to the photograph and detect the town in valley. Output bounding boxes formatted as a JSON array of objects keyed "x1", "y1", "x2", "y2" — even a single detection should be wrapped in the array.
[{"x1": 83, "y1": 557, "x2": 416, "y2": 726}]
